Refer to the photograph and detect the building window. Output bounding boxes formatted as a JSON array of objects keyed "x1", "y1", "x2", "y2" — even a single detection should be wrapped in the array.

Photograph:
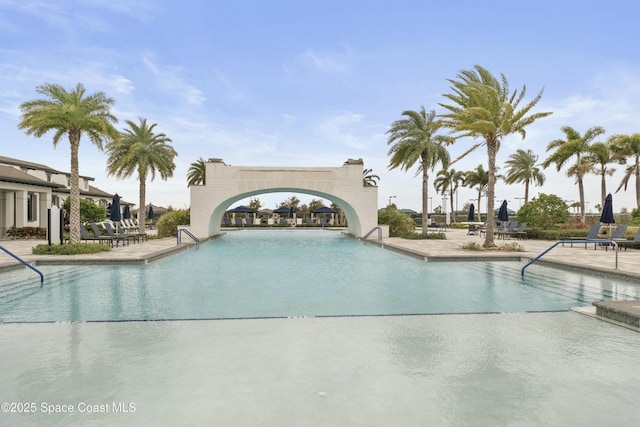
[
  {"x1": 52, "y1": 195, "x2": 60, "y2": 207},
  {"x1": 27, "y1": 192, "x2": 38, "y2": 222},
  {"x1": 46, "y1": 173, "x2": 52, "y2": 182}
]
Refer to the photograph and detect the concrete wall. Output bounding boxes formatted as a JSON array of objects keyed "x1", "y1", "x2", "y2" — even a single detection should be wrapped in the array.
[{"x1": 189, "y1": 159, "x2": 378, "y2": 238}]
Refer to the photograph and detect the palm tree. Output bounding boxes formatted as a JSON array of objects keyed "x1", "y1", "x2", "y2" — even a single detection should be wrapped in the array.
[
  {"x1": 18, "y1": 83, "x2": 119, "y2": 243},
  {"x1": 464, "y1": 165, "x2": 489, "y2": 221},
  {"x1": 610, "y1": 133, "x2": 640, "y2": 207},
  {"x1": 187, "y1": 157, "x2": 206, "y2": 186},
  {"x1": 503, "y1": 149, "x2": 545, "y2": 204},
  {"x1": 362, "y1": 168, "x2": 380, "y2": 187},
  {"x1": 542, "y1": 126, "x2": 605, "y2": 219},
  {"x1": 106, "y1": 118, "x2": 177, "y2": 233},
  {"x1": 439, "y1": 65, "x2": 551, "y2": 247},
  {"x1": 588, "y1": 140, "x2": 624, "y2": 206},
  {"x1": 386, "y1": 107, "x2": 450, "y2": 232},
  {"x1": 434, "y1": 168, "x2": 465, "y2": 222}
]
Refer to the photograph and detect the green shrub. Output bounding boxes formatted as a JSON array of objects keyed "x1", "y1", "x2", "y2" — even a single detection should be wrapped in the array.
[
  {"x1": 461, "y1": 241, "x2": 524, "y2": 251},
  {"x1": 63, "y1": 198, "x2": 107, "y2": 223},
  {"x1": 7, "y1": 227, "x2": 46, "y2": 239},
  {"x1": 516, "y1": 194, "x2": 569, "y2": 229},
  {"x1": 32, "y1": 243, "x2": 111, "y2": 255},
  {"x1": 630, "y1": 207, "x2": 640, "y2": 226},
  {"x1": 378, "y1": 207, "x2": 415, "y2": 237},
  {"x1": 156, "y1": 209, "x2": 190, "y2": 237},
  {"x1": 404, "y1": 232, "x2": 446, "y2": 240}
]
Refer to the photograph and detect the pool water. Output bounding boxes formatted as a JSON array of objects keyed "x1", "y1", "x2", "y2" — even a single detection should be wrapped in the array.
[{"x1": 1, "y1": 229, "x2": 639, "y2": 322}]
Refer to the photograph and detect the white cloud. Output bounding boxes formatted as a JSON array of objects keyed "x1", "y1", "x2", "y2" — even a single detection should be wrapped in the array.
[
  {"x1": 141, "y1": 57, "x2": 206, "y2": 106},
  {"x1": 294, "y1": 44, "x2": 354, "y2": 74}
]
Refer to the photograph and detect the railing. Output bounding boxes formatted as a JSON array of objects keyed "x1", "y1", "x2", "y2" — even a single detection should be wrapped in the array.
[
  {"x1": 362, "y1": 226, "x2": 382, "y2": 241},
  {"x1": 521, "y1": 239, "x2": 618, "y2": 277},
  {"x1": 0, "y1": 245, "x2": 44, "y2": 285},
  {"x1": 177, "y1": 229, "x2": 200, "y2": 248}
]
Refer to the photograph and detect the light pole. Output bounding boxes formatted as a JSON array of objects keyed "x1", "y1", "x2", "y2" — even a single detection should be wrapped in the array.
[
  {"x1": 515, "y1": 197, "x2": 525, "y2": 207},
  {"x1": 388, "y1": 195, "x2": 396, "y2": 206},
  {"x1": 443, "y1": 192, "x2": 450, "y2": 225}
]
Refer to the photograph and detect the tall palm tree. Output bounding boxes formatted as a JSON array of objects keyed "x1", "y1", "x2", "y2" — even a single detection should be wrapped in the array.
[
  {"x1": 610, "y1": 133, "x2": 640, "y2": 207},
  {"x1": 187, "y1": 157, "x2": 206, "y2": 186},
  {"x1": 588, "y1": 141, "x2": 624, "y2": 206},
  {"x1": 439, "y1": 65, "x2": 551, "y2": 247},
  {"x1": 542, "y1": 126, "x2": 605, "y2": 219},
  {"x1": 386, "y1": 107, "x2": 450, "y2": 232},
  {"x1": 464, "y1": 165, "x2": 489, "y2": 221},
  {"x1": 433, "y1": 168, "x2": 465, "y2": 222},
  {"x1": 18, "y1": 83, "x2": 119, "y2": 243},
  {"x1": 106, "y1": 118, "x2": 177, "y2": 233},
  {"x1": 362, "y1": 168, "x2": 380, "y2": 187},
  {"x1": 503, "y1": 149, "x2": 545, "y2": 204}
]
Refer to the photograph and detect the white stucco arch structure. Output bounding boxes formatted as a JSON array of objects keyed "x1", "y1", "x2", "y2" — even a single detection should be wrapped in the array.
[{"x1": 189, "y1": 158, "x2": 378, "y2": 238}]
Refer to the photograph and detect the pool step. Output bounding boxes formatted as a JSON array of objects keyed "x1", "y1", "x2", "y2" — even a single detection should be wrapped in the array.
[
  {"x1": 0, "y1": 266, "x2": 95, "y2": 305},
  {"x1": 466, "y1": 263, "x2": 640, "y2": 303}
]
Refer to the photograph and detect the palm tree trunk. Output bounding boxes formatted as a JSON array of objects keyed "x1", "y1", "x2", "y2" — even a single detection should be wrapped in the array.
[
  {"x1": 524, "y1": 180, "x2": 530, "y2": 204},
  {"x1": 578, "y1": 176, "x2": 586, "y2": 222},
  {"x1": 476, "y1": 188, "x2": 482, "y2": 222},
  {"x1": 635, "y1": 157, "x2": 640, "y2": 207},
  {"x1": 68, "y1": 132, "x2": 81, "y2": 244},
  {"x1": 449, "y1": 183, "x2": 456, "y2": 222},
  {"x1": 421, "y1": 166, "x2": 429, "y2": 233},
  {"x1": 601, "y1": 173, "x2": 606, "y2": 206},
  {"x1": 483, "y1": 142, "x2": 497, "y2": 247},
  {"x1": 139, "y1": 175, "x2": 146, "y2": 234}
]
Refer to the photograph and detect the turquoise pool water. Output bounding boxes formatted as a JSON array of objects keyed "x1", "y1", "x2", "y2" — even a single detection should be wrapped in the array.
[{"x1": 1, "y1": 229, "x2": 639, "y2": 322}]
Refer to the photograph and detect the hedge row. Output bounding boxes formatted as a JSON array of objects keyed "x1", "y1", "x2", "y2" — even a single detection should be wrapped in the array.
[{"x1": 6, "y1": 227, "x2": 47, "y2": 239}]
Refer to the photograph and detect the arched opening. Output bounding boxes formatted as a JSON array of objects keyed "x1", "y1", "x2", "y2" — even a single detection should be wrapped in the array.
[{"x1": 207, "y1": 188, "x2": 360, "y2": 235}]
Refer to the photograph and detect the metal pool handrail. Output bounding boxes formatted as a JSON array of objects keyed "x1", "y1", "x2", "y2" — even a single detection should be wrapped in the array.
[
  {"x1": 362, "y1": 226, "x2": 382, "y2": 241},
  {"x1": 0, "y1": 245, "x2": 44, "y2": 285},
  {"x1": 177, "y1": 229, "x2": 200, "y2": 248},
  {"x1": 521, "y1": 239, "x2": 618, "y2": 277}
]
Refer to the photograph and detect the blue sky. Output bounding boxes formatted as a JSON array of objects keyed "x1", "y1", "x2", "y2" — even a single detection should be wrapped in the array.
[{"x1": 2, "y1": 0, "x2": 640, "y2": 214}]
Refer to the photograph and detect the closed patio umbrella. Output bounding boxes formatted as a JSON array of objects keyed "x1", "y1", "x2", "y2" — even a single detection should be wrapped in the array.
[
  {"x1": 109, "y1": 194, "x2": 121, "y2": 222},
  {"x1": 498, "y1": 200, "x2": 509, "y2": 222},
  {"x1": 468, "y1": 203, "x2": 475, "y2": 222},
  {"x1": 123, "y1": 205, "x2": 131, "y2": 220},
  {"x1": 600, "y1": 193, "x2": 614, "y2": 234},
  {"x1": 147, "y1": 204, "x2": 154, "y2": 220}
]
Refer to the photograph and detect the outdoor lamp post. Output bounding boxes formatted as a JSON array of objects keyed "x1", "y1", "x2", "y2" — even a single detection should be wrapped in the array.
[
  {"x1": 389, "y1": 195, "x2": 396, "y2": 206},
  {"x1": 515, "y1": 197, "x2": 525, "y2": 207}
]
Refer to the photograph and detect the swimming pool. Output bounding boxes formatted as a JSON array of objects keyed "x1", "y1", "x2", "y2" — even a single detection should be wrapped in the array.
[
  {"x1": 1, "y1": 230, "x2": 640, "y2": 426},
  {"x1": 2, "y1": 230, "x2": 639, "y2": 323}
]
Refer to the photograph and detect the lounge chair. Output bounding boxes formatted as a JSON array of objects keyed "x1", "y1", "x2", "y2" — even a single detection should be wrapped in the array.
[
  {"x1": 90, "y1": 223, "x2": 127, "y2": 247},
  {"x1": 104, "y1": 222, "x2": 139, "y2": 244},
  {"x1": 497, "y1": 221, "x2": 518, "y2": 239},
  {"x1": 564, "y1": 224, "x2": 606, "y2": 249},
  {"x1": 117, "y1": 223, "x2": 147, "y2": 242},
  {"x1": 467, "y1": 224, "x2": 478, "y2": 235},
  {"x1": 506, "y1": 222, "x2": 527, "y2": 240},
  {"x1": 613, "y1": 228, "x2": 640, "y2": 251},
  {"x1": 79, "y1": 223, "x2": 114, "y2": 247}
]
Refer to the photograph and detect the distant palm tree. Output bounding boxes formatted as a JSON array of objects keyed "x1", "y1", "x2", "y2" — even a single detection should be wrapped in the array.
[
  {"x1": 610, "y1": 133, "x2": 640, "y2": 207},
  {"x1": 588, "y1": 141, "x2": 625, "y2": 206},
  {"x1": 464, "y1": 165, "x2": 489, "y2": 221},
  {"x1": 439, "y1": 65, "x2": 551, "y2": 247},
  {"x1": 106, "y1": 118, "x2": 177, "y2": 233},
  {"x1": 18, "y1": 83, "x2": 119, "y2": 243},
  {"x1": 542, "y1": 126, "x2": 605, "y2": 219},
  {"x1": 434, "y1": 168, "x2": 465, "y2": 222},
  {"x1": 362, "y1": 168, "x2": 380, "y2": 187},
  {"x1": 187, "y1": 157, "x2": 206, "y2": 186},
  {"x1": 386, "y1": 107, "x2": 450, "y2": 232},
  {"x1": 503, "y1": 149, "x2": 545, "y2": 204}
]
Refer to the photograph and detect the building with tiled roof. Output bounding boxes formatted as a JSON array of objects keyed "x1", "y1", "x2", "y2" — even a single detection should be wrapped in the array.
[{"x1": 0, "y1": 155, "x2": 130, "y2": 238}]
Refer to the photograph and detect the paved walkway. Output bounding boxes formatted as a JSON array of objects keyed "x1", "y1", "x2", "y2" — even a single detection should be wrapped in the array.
[{"x1": 1, "y1": 228, "x2": 639, "y2": 279}]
